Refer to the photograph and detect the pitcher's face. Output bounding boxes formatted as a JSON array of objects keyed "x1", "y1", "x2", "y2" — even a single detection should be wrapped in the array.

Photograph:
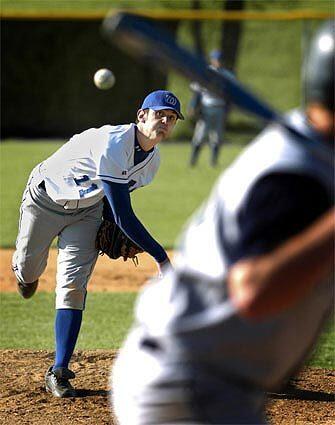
[{"x1": 137, "y1": 108, "x2": 178, "y2": 142}]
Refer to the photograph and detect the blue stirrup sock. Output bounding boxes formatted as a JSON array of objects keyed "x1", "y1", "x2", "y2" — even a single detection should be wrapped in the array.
[{"x1": 53, "y1": 309, "x2": 83, "y2": 370}]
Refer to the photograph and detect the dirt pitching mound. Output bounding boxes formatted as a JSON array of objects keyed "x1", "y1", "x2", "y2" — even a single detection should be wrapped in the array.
[{"x1": 1, "y1": 350, "x2": 334, "y2": 425}]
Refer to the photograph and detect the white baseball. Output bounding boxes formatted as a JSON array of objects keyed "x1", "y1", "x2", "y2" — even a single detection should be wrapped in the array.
[{"x1": 93, "y1": 68, "x2": 115, "y2": 90}]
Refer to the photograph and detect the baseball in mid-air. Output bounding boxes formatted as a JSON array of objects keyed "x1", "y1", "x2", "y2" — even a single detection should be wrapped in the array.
[{"x1": 93, "y1": 68, "x2": 115, "y2": 90}]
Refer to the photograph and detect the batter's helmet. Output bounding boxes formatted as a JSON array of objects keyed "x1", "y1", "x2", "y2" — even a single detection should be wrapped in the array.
[{"x1": 304, "y1": 20, "x2": 334, "y2": 110}]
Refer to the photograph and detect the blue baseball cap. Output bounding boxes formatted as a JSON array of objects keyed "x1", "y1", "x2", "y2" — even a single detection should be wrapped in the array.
[
  {"x1": 140, "y1": 90, "x2": 184, "y2": 120},
  {"x1": 210, "y1": 49, "x2": 224, "y2": 61}
]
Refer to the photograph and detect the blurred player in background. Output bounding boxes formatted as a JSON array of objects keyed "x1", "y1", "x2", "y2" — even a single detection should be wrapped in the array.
[
  {"x1": 11, "y1": 90, "x2": 183, "y2": 398},
  {"x1": 188, "y1": 49, "x2": 228, "y2": 167},
  {"x1": 111, "y1": 20, "x2": 334, "y2": 424}
]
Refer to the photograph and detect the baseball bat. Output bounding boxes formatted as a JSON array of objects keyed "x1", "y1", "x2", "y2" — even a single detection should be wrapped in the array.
[{"x1": 102, "y1": 12, "x2": 332, "y2": 165}]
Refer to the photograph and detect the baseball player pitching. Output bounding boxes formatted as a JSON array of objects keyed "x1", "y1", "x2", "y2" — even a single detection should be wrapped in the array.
[
  {"x1": 111, "y1": 20, "x2": 334, "y2": 424},
  {"x1": 11, "y1": 90, "x2": 184, "y2": 398}
]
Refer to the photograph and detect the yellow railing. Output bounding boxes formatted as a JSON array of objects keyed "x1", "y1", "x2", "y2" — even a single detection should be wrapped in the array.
[{"x1": 1, "y1": 9, "x2": 333, "y2": 21}]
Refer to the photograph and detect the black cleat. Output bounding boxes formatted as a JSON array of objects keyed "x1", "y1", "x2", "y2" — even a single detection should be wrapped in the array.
[
  {"x1": 45, "y1": 366, "x2": 77, "y2": 398},
  {"x1": 17, "y1": 279, "x2": 39, "y2": 299},
  {"x1": 11, "y1": 264, "x2": 39, "y2": 299}
]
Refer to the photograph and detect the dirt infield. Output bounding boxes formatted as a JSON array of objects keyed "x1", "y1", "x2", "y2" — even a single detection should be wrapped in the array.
[{"x1": 1, "y1": 249, "x2": 335, "y2": 424}]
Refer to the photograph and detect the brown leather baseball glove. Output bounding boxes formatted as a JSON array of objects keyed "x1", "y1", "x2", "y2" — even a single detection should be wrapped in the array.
[{"x1": 96, "y1": 220, "x2": 143, "y2": 264}]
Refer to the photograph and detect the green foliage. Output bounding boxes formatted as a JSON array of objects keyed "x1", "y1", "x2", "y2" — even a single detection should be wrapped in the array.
[
  {"x1": 1, "y1": 292, "x2": 334, "y2": 368},
  {"x1": 1, "y1": 0, "x2": 193, "y2": 12},
  {"x1": 238, "y1": 20, "x2": 301, "y2": 111},
  {"x1": 245, "y1": 0, "x2": 333, "y2": 11},
  {"x1": 2, "y1": 0, "x2": 332, "y2": 12},
  {"x1": 3, "y1": 0, "x2": 332, "y2": 139},
  {"x1": 167, "y1": 16, "x2": 328, "y2": 138}
]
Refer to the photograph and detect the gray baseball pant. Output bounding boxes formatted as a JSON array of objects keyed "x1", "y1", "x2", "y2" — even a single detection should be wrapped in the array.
[{"x1": 12, "y1": 165, "x2": 103, "y2": 310}]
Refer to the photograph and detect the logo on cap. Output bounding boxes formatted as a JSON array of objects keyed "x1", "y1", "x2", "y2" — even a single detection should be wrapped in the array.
[
  {"x1": 165, "y1": 94, "x2": 177, "y2": 106},
  {"x1": 140, "y1": 90, "x2": 184, "y2": 120}
]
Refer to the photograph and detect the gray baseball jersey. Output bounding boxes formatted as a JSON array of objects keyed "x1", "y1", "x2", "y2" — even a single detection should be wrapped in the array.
[{"x1": 41, "y1": 123, "x2": 160, "y2": 208}]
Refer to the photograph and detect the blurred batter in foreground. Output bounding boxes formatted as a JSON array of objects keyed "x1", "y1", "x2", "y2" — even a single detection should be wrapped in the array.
[{"x1": 112, "y1": 21, "x2": 334, "y2": 424}]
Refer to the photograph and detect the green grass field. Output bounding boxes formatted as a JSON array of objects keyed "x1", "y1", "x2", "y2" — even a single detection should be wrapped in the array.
[{"x1": 0, "y1": 292, "x2": 137, "y2": 350}]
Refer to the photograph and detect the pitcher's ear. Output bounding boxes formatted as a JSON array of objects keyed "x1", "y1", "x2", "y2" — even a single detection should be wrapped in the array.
[{"x1": 137, "y1": 109, "x2": 147, "y2": 123}]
